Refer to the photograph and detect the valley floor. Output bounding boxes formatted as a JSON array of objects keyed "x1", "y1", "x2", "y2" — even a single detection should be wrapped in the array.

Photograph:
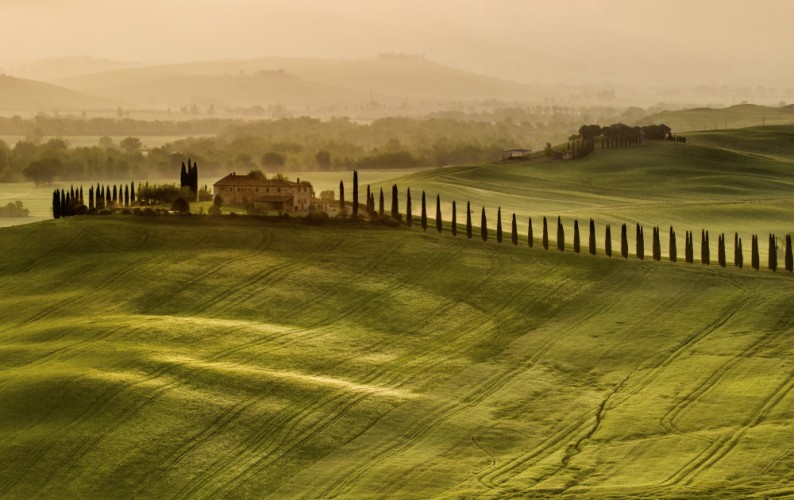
[{"x1": 0, "y1": 217, "x2": 791, "y2": 498}]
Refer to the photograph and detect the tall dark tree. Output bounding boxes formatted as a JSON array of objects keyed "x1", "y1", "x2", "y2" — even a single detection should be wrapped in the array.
[
  {"x1": 751, "y1": 235, "x2": 760, "y2": 270},
  {"x1": 352, "y1": 171, "x2": 359, "y2": 219},
  {"x1": 785, "y1": 235, "x2": 793, "y2": 272},
  {"x1": 379, "y1": 188, "x2": 384, "y2": 217},
  {"x1": 421, "y1": 191, "x2": 427, "y2": 231},
  {"x1": 406, "y1": 188, "x2": 412, "y2": 226},
  {"x1": 542, "y1": 217, "x2": 549, "y2": 250},
  {"x1": 496, "y1": 207, "x2": 503, "y2": 243},
  {"x1": 701, "y1": 230, "x2": 710, "y2": 265},
  {"x1": 436, "y1": 194, "x2": 442, "y2": 233},
  {"x1": 636, "y1": 224, "x2": 644, "y2": 260},
  {"x1": 88, "y1": 186, "x2": 94, "y2": 210},
  {"x1": 605, "y1": 224, "x2": 612, "y2": 256},
  {"x1": 589, "y1": 219, "x2": 596, "y2": 255},
  {"x1": 528, "y1": 217, "x2": 534, "y2": 247},
  {"x1": 734, "y1": 233, "x2": 742, "y2": 268},
  {"x1": 366, "y1": 185, "x2": 371, "y2": 213},
  {"x1": 511, "y1": 213, "x2": 518, "y2": 245},
  {"x1": 391, "y1": 184, "x2": 399, "y2": 220},
  {"x1": 339, "y1": 180, "x2": 345, "y2": 213},
  {"x1": 669, "y1": 226, "x2": 677, "y2": 262},
  {"x1": 481, "y1": 207, "x2": 488, "y2": 241},
  {"x1": 686, "y1": 231, "x2": 694, "y2": 264},
  {"x1": 733, "y1": 233, "x2": 744, "y2": 269},
  {"x1": 52, "y1": 190, "x2": 61, "y2": 219},
  {"x1": 124, "y1": 185, "x2": 130, "y2": 207},
  {"x1": 621, "y1": 224, "x2": 628, "y2": 258},
  {"x1": 652, "y1": 226, "x2": 661, "y2": 261},
  {"x1": 370, "y1": 193, "x2": 375, "y2": 214},
  {"x1": 769, "y1": 234, "x2": 778, "y2": 271},
  {"x1": 113, "y1": 185, "x2": 118, "y2": 204},
  {"x1": 131, "y1": 182, "x2": 137, "y2": 204},
  {"x1": 573, "y1": 220, "x2": 580, "y2": 253},
  {"x1": 79, "y1": 186, "x2": 84, "y2": 205},
  {"x1": 180, "y1": 162, "x2": 187, "y2": 187},
  {"x1": 557, "y1": 217, "x2": 564, "y2": 252},
  {"x1": 452, "y1": 201, "x2": 457, "y2": 237},
  {"x1": 718, "y1": 233, "x2": 726, "y2": 267},
  {"x1": 466, "y1": 201, "x2": 472, "y2": 239}
]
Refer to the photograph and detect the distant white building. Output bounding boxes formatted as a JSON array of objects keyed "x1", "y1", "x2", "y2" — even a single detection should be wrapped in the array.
[{"x1": 502, "y1": 148, "x2": 532, "y2": 161}]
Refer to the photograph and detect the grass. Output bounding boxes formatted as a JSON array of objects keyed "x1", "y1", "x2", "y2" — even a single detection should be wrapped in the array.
[
  {"x1": 639, "y1": 103, "x2": 794, "y2": 133},
  {"x1": 372, "y1": 140, "x2": 794, "y2": 262},
  {"x1": 0, "y1": 215, "x2": 792, "y2": 498}
]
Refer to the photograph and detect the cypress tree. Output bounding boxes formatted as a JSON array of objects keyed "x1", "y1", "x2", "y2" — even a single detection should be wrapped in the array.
[
  {"x1": 511, "y1": 213, "x2": 518, "y2": 245},
  {"x1": 113, "y1": 185, "x2": 118, "y2": 204},
  {"x1": 452, "y1": 201, "x2": 457, "y2": 236},
  {"x1": 527, "y1": 217, "x2": 533, "y2": 247},
  {"x1": 589, "y1": 218, "x2": 596, "y2": 255},
  {"x1": 701, "y1": 230, "x2": 710, "y2": 265},
  {"x1": 352, "y1": 171, "x2": 359, "y2": 219},
  {"x1": 786, "y1": 235, "x2": 793, "y2": 272},
  {"x1": 180, "y1": 161, "x2": 187, "y2": 187},
  {"x1": 88, "y1": 186, "x2": 94, "y2": 210},
  {"x1": 339, "y1": 181, "x2": 345, "y2": 214},
  {"x1": 79, "y1": 186, "x2": 84, "y2": 205},
  {"x1": 436, "y1": 194, "x2": 442, "y2": 233},
  {"x1": 652, "y1": 226, "x2": 661, "y2": 261},
  {"x1": 737, "y1": 237, "x2": 744, "y2": 268},
  {"x1": 481, "y1": 207, "x2": 488, "y2": 241},
  {"x1": 669, "y1": 226, "x2": 677, "y2": 262},
  {"x1": 124, "y1": 185, "x2": 130, "y2": 207},
  {"x1": 406, "y1": 188, "x2": 412, "y2": 226},
  {"x1": 496, "y1": 207, "x2": 503, "y2": 243},
  {"x1": 379, "y1": 188, "x2": 384, "y2": 217},
  {"x1": 752, "y1": 235, "x2": 760, "y2": 270},
  {"x1": 61, "y1": 190, "x2": 66, "y2": 216},
  {"x1": 366, "y1": 185, "x2": 371, "y2": 213},
  {"x1": 686, "y1": 231, "x2": 694, "y2": 264},
  {"x1": 718, "y1": 234, "x2": 726, "y2": 267},
  {"x1": 621, "y1": 224, "x2": 628, "y2": 258},
  {"x1": 466, "y1": 201, "x2": 472, "y2": 239},
  {"x1": 734, "y1": 233, "x2": 741, "y2": 268},
  {"x1": 65, "y1": 193, "x2": 71, "y2": 216},
  {"x1": 542, "y1": 217, "x2": 549, "y2": 250},
  {"x1": 52, "y1": 190, "x2": 60, "y2": 219},
  {"x1": 605, "y1": 224, "x2": 612, "y2": 256},
  {"x1": 636, "y1": 223, "x2": 644, "y2": 260},
  {"x1": 70, "y1": 185, "x2": 75, "y2": 200},
  {"x1": 192, "y1": 161, "x2": 199, "y2": 197},
  {"x1": 391, "y1": 184, "x2": 398, "y2": 219},
  {"x1": 421, "y1": 191, "x2": 427, "y2": 231},
  {"x1": 557, "y1": 216, "x2": 564, "y2": 252},
  {"x1": 769, "y1": 234, "x2": 778, "y2": 271},
  {"x1": 571, "y1": 220, "x2": 579, "y2": 253}
]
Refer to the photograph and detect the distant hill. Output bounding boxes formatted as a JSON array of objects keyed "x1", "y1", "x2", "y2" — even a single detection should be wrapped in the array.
[
  {"x1": 637, "y1": 104, "x2": 794, "y2": 132},
  {"x1": 0, "y1": 56, "x2": 142, "y2": 82},
  {"x1": 51, "y1": 55, "x2": 534, "y2": 110},
  {"x1": 688, "y1": 124, "x2": 794, "y2": 162},
  {"x1": 0, "y1": 74, "x2": 114, "y2": 113}
]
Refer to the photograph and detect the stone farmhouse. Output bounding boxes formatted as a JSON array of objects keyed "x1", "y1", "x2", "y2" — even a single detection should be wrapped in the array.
[{"x1": 213, "y1": 173, "x2": 330, "y2": 212}]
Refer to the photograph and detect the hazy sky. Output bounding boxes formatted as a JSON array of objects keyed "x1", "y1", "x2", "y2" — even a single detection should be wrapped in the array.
[{"x1": 2, "y1": 0, "x2": 793, "y2": 85}]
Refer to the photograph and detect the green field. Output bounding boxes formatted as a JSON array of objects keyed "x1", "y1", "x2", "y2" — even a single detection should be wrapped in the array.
[
  {"x1": 0, "y1": 216, "x2": 791, "y2": 498},
  {"x1": 374, "y1": 140, "x2": 794, "y2": 262},
  {"x1": 638, "y1": 104, "x2": 794, "y2": 133}
]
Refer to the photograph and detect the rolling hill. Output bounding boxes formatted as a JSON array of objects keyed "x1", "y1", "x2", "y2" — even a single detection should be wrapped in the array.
[
  {"x1": 379, "y1": 140, "x2": 794, "y2": 249},
  {"x1": 0, "y1": 74, "x2": 114, "y2": 113},
  {"x1": 637, "y1": 104, "x2": 794, "y2": 133},
  {"x1": 50, "y1": 55, "x2": 535, "y2": 110},
  {"x1": 0, "y1": 216, "x2": 791, "y2": 497},
  {"x1": 688, "y1": 124, "x2": 794, "y2": 163}
]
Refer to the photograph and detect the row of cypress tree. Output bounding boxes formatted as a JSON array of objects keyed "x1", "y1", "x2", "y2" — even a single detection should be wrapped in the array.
[
  {"x1": 341, "y1": 176, "x2": 792, "y2": 273},
  {"x1": 179, "y1": 159, "x2": 199, "y2": 199}
]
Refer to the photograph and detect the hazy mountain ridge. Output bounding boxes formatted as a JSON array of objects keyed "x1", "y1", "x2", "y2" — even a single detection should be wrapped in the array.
[{"x1": 0, "y1": 74, "x2": 115, "y2": 112}]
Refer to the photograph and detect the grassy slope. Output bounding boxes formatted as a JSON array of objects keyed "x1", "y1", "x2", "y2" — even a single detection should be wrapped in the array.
[
  {"x1": 688, "y1": 124, "x2": 794, "y2": 163},
  {"x1": 0, "y1": 75, "x2": 113, "y2": 112},
  {"x1": 637, "y1": 104, "x2": 794, "y2": 132},
  {"x1": 0, "y1": 217, "x2": 792, "y2": 498},
  {"x1": 380, "y1": 141, "x2": 794, "y2": 261}
]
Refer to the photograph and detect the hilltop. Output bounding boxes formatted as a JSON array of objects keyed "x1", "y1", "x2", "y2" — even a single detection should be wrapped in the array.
[
  {"x1": 637, "y1": 104, "x2": 794, "y2": 133},
  {"x1": 0, "y1": 216, "x2": 791, "y2": 497},
  {"x1": 687, "y1": 124, "x2": 794, "y2": 163},
  {"x1": 50, "y1": 55, "x2": 534, "y2": 110},
  {"x1": 0, "y1": 74, "x2": 114, "y2": 113}
]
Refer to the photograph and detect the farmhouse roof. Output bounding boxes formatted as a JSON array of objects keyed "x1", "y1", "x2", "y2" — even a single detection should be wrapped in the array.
[{"x1": 213, "y1": 173, "x2": 296, "y2": 188}]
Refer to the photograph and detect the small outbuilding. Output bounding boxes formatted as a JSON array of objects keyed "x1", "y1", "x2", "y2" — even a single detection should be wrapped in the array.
[{"x1": 502, "y1": 148, "x2": 532, "y2": 161}]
